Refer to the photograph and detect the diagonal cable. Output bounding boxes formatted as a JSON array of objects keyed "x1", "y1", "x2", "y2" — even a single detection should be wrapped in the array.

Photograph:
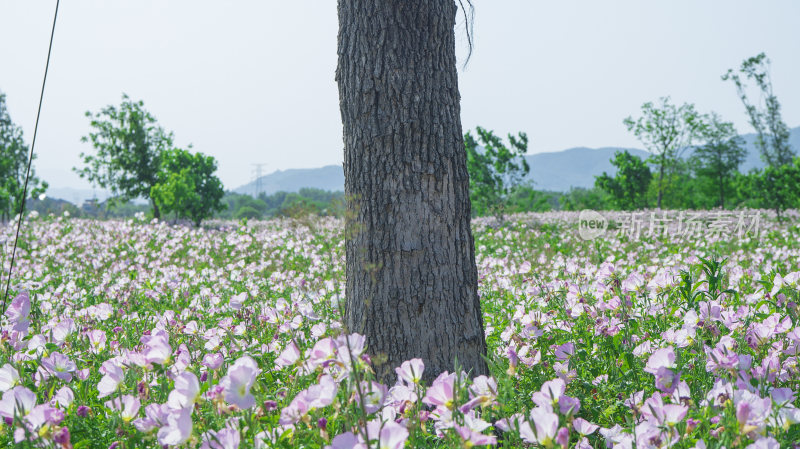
[{"x1": 2, "y1": 0, "x2": 60, "y2": 314}]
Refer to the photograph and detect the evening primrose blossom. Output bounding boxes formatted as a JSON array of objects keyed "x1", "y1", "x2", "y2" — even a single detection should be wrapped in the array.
[
  {"x1": 168, "y1": 372, "x2": 201, "y2": 409},
  {"x1": 105, "y1": 395, "x2": 141, "y2": 423},
  {"x1": 221, "y1": 356, "x2": 261, "y2": 410},
  {"x1": 395, "y1": 358, "x2": 425, "y2": 386},
  {"x1": 0, "y1": 386, "x2": 37, "y2": 420},
  {"x1": 0, "y1": 364, "x2": 20, "y2": 392}
]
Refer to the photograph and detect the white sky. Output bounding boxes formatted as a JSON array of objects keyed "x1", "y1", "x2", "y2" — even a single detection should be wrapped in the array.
[{"x1": 1, "y1": 1, "x2": 799, "y2": 191}]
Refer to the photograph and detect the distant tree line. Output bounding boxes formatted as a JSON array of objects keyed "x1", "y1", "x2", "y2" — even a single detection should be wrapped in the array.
[
  {"x1": 24, "y1": 188, "x2": 346, "y2": 222},
  {"x1": 465, "y1": 53, "x2": 800, "y2": 218},
  {"x1": 217, "y1": 189, "x2": 345, "y2": 220}
]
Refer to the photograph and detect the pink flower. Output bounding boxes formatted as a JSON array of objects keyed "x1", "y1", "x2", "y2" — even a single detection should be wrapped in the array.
[
  {"x1": 395, "y1": 359, "x2": 425, "y2": 386},
  {"x1": 275, "y1": 341, "x2": 301, "y2": 368},
  {"x1": 5, "y1": 291, "x2": 30, "y2": 333},
  {"x1": 521, "y1": 407, "x2": 559, "y2": 446},
  {"x1": 326, "y1": 432, "x2": 359, "y2": 449},
  {"x1": 531, "y1": 378, "x2": 566, "y2": 411},
  {"x1": 40, "y1": 352, "x2": 77, "y2": 382},
  {"x1": 644, "y1": 347, "x2": 676, "y2": 375},
  {"x1": 735, "y1": 390, "x2": 772, "y2": 435},
  {"x1": 202, "y1": 426, "x2": 241, "y2": 449},
  {"x1": 157, "y1": 407, "x2": 193, "y2": 446},
  {"x1": 335, "y1": 333, "x2": 366, "y2": 367},
  {"x1": 573, "y1": 418, "x2": 599, "y2": 435},
  {"x1": 494, "y1": 413, "x2": 525, "y2": 433},
  {"x1": 280, "y1": 375, "x2": 338, "y2": 425},
  {"x1": 53, "y1": 386, "x2": 74, "y2": 409},
  {"x1": 555, "y1": 427, "x2": 570, "y2": 448},
  {"x1": 558, "y1": 395, "x2": 581, "y2": 416},
  {"x1": 746, "y1": 437, "x2": 780, "y2": 449},
  {"x1": 279, "y1": 392, "x2": 310, "y2": 425},
  {"x1": 0, "y1": 364, "x2": 20, "y2": 392},
  {"x1": 97, "y1": 361, "x2": 124, "y2": 398},
  {"x1": 0, "y1": 386, "x2": 36, "y2": 419},
  {"x1": 363, "y1": 420, "x2": 409, "y2": 449},
  {"x1": 422, "y1": 372, "x2": 455, "y2": 409},
  {"x1": 133, "y1": 403, "x2": 170, "y2": 433},
  {"x1": 654, "y1": 367, "x2": 681, "y2": 394},
  {"x1": 229, "y1": 292, "x2": 246, "y2": 311},
  {"x1": 660, "y1": 404, "x2": 688, "y2": 426},
  {"x1": 19, "y1": 404, "x2": 64, "y2": 438},
  {"x1": 305, "y1": 374, "x2": 338, "y2": 409},
  {"x1": 221, "y1": 356, "x2": 261, "y2": 409},
  {"x1": 455, "y1": 424, "x2": 497, "y2": 447},
  {"x1": 354, "y1": 381, "x2": 388, "y2": 414},
  {"x1": 460, "y1": 375, "x2": 498, "y2": 413},
  {"x1": 105, "y1": 395, "x2": 140, "y2": 422},
  {"x1": 554, "y1": 343, "x2": 575, "y2": 361},
  {"x1": 87, "y1": 330, "x2": 107, "y2": 354},
  {"x1": 142, "y1": 333, "x2": 172, "y2": 365},
  {"x1": 202, "y1": 353, "x2": 224, "y2": 370},
  {"x1": 168, "y1": 372, "x2": 200, "y2": 409}
]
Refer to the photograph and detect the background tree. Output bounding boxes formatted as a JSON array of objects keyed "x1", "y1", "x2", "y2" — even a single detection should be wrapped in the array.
[
  {"x1": 150, "y1": 149, "x2": 225, "y2": 226},
  {"x1": 623, "y1": 97, "x2": 702, "y2": 209},
  {"x1": 76, "y1": 94, "x2": 174, "y2": 218},
  {"x1": 722, "y1": 53, "x2": 793, "y2": 168},
  {"x1": 464, "y1": 126, "x2": 530, "y2": 218},
  {"x1": 557, "y1": 187, "x2": 612, "y2": 211},
  {"x1": 0, "y1": 91, "x2": 47, "y2": 222},
  {"x1": 691, "y1": 113, "x2": 746, "y2": 209},
  {"x1": 504, "y1": 186, "x2": 555, "y2": 213},
  {"x1": 746, "y1": 159, "x2": 800, "y2": 219},
  {"x1": 338, "y1": 0, "x2": 488, "y2": 382},
  {"x1": 595, "y1": 150, "x2": 652, "y2": 210}
]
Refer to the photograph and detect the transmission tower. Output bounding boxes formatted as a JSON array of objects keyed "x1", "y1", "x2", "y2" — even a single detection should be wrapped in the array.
[{"x1": 251, "y1": 163, "x2": 268, "y2": 198}]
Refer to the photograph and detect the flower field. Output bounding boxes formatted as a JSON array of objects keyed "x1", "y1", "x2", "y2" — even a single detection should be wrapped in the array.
[{"x1": 1, "y1": 211, "x2": 799, "y2": 449}]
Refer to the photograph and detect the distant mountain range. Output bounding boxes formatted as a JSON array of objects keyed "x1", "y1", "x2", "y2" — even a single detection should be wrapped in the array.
[
  {"x1": 47, "y1": 126, "x2": 800, "y2": 203},
  {"x1": 234, "y1": 126, "x2": 799, "y2": 195}
]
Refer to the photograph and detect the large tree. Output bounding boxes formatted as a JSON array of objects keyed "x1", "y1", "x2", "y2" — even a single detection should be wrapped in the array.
[
  {"x1": 692, "y1": 113, "x2": 746, "y2": 209},
  {"x1": 0, "y1": 91, "x2": 47, "y2": 222},
  {"x1": 150, "y1": 148, "x2": 225, "y2": 226},
  {"x1": 722, "y1": 53, "x2": 793, "y2": 169},
  {"x1": 337, "y1": 0, "x2": 488, "y2": 382},
  {"x1": 464, "y1": 126, "x2": 530, "y2": 219},
  {"x1": 76, "y1": 94, "x2": 174, "y2": 218},
  {"x1": 623, "y1": 97, "x2": 702, "y2": 209},
  {"x1": 595, "y1": 150, "x2": 652, "y2": 210}
]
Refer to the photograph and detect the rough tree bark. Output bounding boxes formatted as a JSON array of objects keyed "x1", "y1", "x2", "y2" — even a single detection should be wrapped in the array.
[{"x1": 337, "y1": 0, "x2": 489, "y2": 383}]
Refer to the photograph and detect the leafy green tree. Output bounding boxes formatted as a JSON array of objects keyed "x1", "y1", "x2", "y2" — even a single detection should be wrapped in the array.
[
  {"x1": 648, "y1": 161, "x2": 713, "y2": 210},
  {"x1": 623, "y1": 97, "x2": 702, "y2": 209},
  {"x1": 595, "y1": 150, "x2": 652, "y2": 210},
  {"x1": 723, "y1": 53, "x2": 793, "y2": 168},
  {"x1": 0, "y1": 91, "x2": 47, "y2": 221},
  {"x1": 691, "y1": 113, "x2": 747, "y2": 209},
  {"x1": 557, "y1": 187, "x2": 612, "y2": 211},
  {"x1": 150, "y1": 149, "x2": 225, "y2": 226},
  {"x1": 464, "y1": 126, "x2": 530, "y2": 218},
  {"x1": 748, "y1": 158, "x2": 800, "y2": 219},
  {"x1": 505, "y1": 186, "x2": 555, "y2": 213},
  {"x1": 76, "y1": 94, "x2": 174, "y2": 218},
  {"x1": 234, "y1": 205, "x2": 262, "y2": 220}
]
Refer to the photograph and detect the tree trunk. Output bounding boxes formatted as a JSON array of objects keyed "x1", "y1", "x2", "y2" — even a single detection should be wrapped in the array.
[
  {"x1": 337, "y1": 0, "x2": 489, "y2": 383},
  {"x1": 657, "y1": 154, "x2": 665, "y2": 209},
  {"x1": 151, "y1": 198, "x2": 161, "y2": 219}
]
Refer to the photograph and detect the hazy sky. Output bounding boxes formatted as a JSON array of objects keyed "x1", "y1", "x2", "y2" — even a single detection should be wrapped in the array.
[{"x1": 1, "y1": 1, "x2": 799, "y2": 192}]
